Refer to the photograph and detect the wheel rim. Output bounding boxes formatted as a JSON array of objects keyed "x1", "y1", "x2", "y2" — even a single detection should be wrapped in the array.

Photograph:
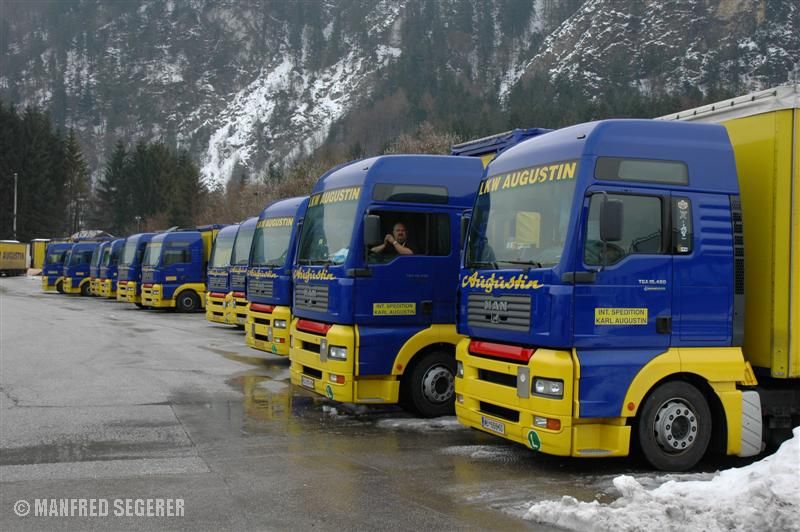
[
  {"x1": 182, "y1": 296, "x2": 195, "y2": 310},
  {"x1": 653, "y1": 398, "x2": 699, "y2": 453},
  {"x1": 421, "y1": 365, "x2": 454, "y2": 404}
]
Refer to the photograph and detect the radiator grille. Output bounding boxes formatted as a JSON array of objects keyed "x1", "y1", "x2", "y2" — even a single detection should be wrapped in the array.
[
  {"x1": 467, "y1": 293, "x2": 531, "y2": 332},
  {"x1": 295, "y1": 283, "x2": 329, "y2": 312}
]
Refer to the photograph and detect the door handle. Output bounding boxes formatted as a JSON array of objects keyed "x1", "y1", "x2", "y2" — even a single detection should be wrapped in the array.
[{"x1": 656, "y1": 316, "x2": 672, "y2": 334}]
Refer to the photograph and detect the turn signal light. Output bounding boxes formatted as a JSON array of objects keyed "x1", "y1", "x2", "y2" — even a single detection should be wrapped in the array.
[
  {"x1": 534, "y1": 416, "x2": 561, "y2": 431},
  {"x1": 329, "y1": 374, "x2": 345, "y2": 384}
]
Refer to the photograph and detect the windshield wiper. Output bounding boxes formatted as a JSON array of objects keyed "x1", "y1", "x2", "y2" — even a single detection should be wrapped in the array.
[{"x1": 500, "y1": 260, "x2": 544, "y2": 269}]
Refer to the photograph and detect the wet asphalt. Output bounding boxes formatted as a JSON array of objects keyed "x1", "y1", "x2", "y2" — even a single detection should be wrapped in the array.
[{"x1": 1, "y1": 276, "x2": 663, "y2": 531}]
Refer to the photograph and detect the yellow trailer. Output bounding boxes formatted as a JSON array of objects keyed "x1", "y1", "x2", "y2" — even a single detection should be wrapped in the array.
[
  {"x1": 30, "y1": 239, "x2": 50, "y2": 270},
  {"x1": 0, "y1": 240, "x2": 27, "y2": 276}
]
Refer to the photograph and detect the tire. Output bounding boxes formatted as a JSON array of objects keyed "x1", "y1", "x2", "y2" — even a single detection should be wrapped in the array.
[
  {"x1": 176, "y1": 290, "x2": 200, "y2": 313},
  {"x1": 134, "y1": 302, "x2": 145, "y2": 308},
  {"x1": 56, "y1": 280, "x2": 64, "y2": 293},
  {"x1": 80, "y1": 282, "x2": 91, "y2": 297},
  {"x1": 637, "y1": 381, "x2": 712, "y2": 471},
  {"x1": 402, "y1": 351, "x2": 456, "y2": 418}
]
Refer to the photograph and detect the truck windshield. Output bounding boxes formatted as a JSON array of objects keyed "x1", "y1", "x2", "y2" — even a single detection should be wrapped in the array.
[
  {"x1": 46, "y1": 250, "x2": 66, "y2": 264},
  {"x1": 297, "y1": 189, "x2": 360, "y2": 265},
  {"x1": 466, "y1": 163, "x2": 578, "y2": 269},
  {"x1": 251, "y1": 218, "x2": 293, "y2": 267},
  {"x1": 100, "y1": 247, "x2": 112, "y2": 267},
  {"x1": 91, "y1": 248, "x2": 102, "y2": 267},
  {"x1": 209, "y1": 232, "x2": 236, "y2": 268},
  {"x1": 121, "y1": 239, "x2": 139, "y2": 266},
  {"x1": 68, "y1": 249, "x2": 93, "y2": 266},
  {"x1": 142, "y1": 243, "x2": 162, "y2": 266},
  {"x1": 231, "y1": 223, "x2": 256, "y2": 266}
]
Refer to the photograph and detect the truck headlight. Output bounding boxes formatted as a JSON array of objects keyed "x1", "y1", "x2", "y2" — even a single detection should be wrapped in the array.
[
  {"x1": 457, "y1": 361, "x2": 464, "y2": 378},
  {"x1": 533, "y1": 378, "x2": 563, "y2": 398},
  {"x1": 328, "y1": 346, "x2": 347, "y2": 360},
  {"x1": 273, "y1": 319, "x2": 287, "y2": 329}
]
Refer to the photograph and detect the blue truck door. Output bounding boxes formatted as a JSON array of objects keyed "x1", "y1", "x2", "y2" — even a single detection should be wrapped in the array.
[
  {"x1": 573, "y1": 188, "x2": 672, "y2": 349},
  {"x1": 353, "y1": 209, "x2": 454, "y2": 375}
]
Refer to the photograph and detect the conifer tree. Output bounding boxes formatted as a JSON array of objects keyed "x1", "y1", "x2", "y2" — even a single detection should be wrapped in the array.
[{"x1": 62, "y1": 128, "x2": 90, "y2": 234}]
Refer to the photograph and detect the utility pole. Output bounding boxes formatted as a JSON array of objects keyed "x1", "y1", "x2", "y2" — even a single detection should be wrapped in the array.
[{"x1": 13, "y1": 172, "x2": 18, "y2": 240}]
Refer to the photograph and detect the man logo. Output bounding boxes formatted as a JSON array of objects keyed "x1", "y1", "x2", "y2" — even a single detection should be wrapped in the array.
[{"x1": 484, "y1": 299, "x2": 507, "y2": 324}]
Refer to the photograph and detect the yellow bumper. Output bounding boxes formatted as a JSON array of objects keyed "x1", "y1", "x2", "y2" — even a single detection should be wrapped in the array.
[
  {"x1": 141, "y1": 284, "x2": 175, "y2": 308},
  {"x1": 42, "y1": 276, "x2": 60, "y2": 292},
  {"x1": 289, "y1": 320, "x2": 398, "y2": 403},
  {"x1": 63, "y1": 277, "x2": 84, "y2": 295},
  {"x1": 121, "y1": 281, "x2": 139, "y2": 303},
  {"x1": 245, "y1": 304, "x2": 292, "y2": 355},
  {"x1": 454, "y1": 340, "x2": 630, "y2": 458},
  {"x1": 226, "y1": 293, "x2": 249, "y2": 326},
  {"x1": 205, "y1": 292, "x2": 228, "y2": 324},
  {"x1": 90, "y1": 278, "x2": 100, "y2": 296},
  {"x1": 100, "y1": 279, "x2": 116, "y2": 298}
]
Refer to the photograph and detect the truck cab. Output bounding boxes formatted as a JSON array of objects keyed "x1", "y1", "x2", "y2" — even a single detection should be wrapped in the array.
[
  {"x1": 245, "y1": 197, "x2": 308, "y2": 355},
  {"x1": 205, "y1": 224, "x2": 240, "y2": 324},
  {"x1": 98, "y1": 238, "x2": 124, "y2": 298},
  {"x1": 289, "y1": 155, "x2": 485, "y2": 416},
  {"x1": 63, "y1": 241, "x2": 105, "y2": 296},
  {"x1": 141, "y1": 226, "x2": 221, "y2": 311},
  {"x1": 226, "y1": 216, "x2": 258, "y2": 327},
  {"x1": 117, "y1": 233, "x2": 155, "y2": 306},
  {"x1": 89, "y1": 242, "x2": 107, "y2": 296},
  {"x1": 42, "y1": 242, "x2": 71, "y2": 292},
  {"x1": 454, "y1": 117, "x2": 791, "y2": 471}
]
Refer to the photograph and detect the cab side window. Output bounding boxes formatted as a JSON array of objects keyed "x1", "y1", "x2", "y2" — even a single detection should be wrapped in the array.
[
  {"x1": 584, "y1": 194, "x2": 664, "y2": 266},
  {"x1": 163, "y1": 242, "x2": 191, "y2": 266},
  {"x1": 367, "y1": 211, "x2": 450, "y2": 263}
]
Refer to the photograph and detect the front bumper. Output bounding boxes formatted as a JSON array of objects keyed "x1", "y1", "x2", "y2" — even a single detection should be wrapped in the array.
[
  {"x1": 42, "y1": 276, "x2": 60, "y2": 292},
  {"x1": 63, "y1": 277, "x2": 84, "y2": 295},
  {"x1": 454, "y1": 339, "x2": 630, "y2": 458},
  {"x1": 205, "y1": 292, "x2": 228, "y2": 324},
  {"x1": 141, "y1": 284, "x2": 174, "y2": 308},
  {"x1": 289, "y1": 320, "x2": 398, "y2": 404},
  {"x1": 99, "y1": 279, "x2": 116, "y2": 298},
  {"x1": 226, "y1": 293, "x2": 249, "y2": 326},
  {"x1": 245, "y1": 304, "x2": 291, "y2": 355}
]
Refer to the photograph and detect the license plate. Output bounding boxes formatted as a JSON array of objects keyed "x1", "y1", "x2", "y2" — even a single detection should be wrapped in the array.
[
  {"x1": 481, "y1": 415, "x2": 505, "y2": 435},
  {"x1": 301, "y1": 375, "x2": 315, "y2": 390}
]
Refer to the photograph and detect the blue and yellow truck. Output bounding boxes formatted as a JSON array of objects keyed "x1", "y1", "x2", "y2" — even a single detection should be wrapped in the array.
[
  {"x1": 98, "y1": 238, "x2": 124, "y2": 298},
  {"x1": 63, "y1": 240, "x2": 108, "y2": 296},
  {"x1": 117, "y1": 233, "x2": 155, "y2": 306},
  {"x1": 89, "y1": 241, "x2": 107, "y2": 296},
  {"x1": 454, "y1": 85, "x2": 799, "y2": 470},
  {"x1": 205, "y1": 223, "x2": 240, "y2": 324},
  {"x1": 140, "y1": 225, "x2": 222, "y2": 312},
  {"x1": 245, "y1": 197, "x2": 308, "y2": 354},
  {"x1": 42, "y1": 241, "x2": 71, "y2": 292},
  {"x1": 225, "y1": 216, "x2": 258, "y2": 327},
  {"x1": 288, "y1": 156, "x2": 485, "y2": 416}
]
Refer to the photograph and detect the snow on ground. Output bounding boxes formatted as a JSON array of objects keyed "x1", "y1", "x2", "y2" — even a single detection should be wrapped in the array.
[
  {"x1": 376, "y1": 416, "x2": 466, "y2": 432},
  {"x1": 525, "y1": 427, "x2": 800, "y2": 532},
  {"x1": 440, "y1": 444, "x2": 523, "y2": 463}
]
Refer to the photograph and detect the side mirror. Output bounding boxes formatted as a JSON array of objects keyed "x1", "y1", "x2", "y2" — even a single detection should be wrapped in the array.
[
  {"x1": 600, "y1": 199, "x2": 623, "y2": 242},
  {"x1": 460, "y1": 213, "x2": 471, "y2": 249},
  {"x1": 364, "y1": 215, "x2": 382, "y2": 247}
]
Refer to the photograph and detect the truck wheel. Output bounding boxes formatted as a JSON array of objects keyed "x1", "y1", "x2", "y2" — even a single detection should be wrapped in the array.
[
  {"x1": 637, "y1": 381, "x2": 711, "y2": 471},
  {"x1": 176, "y1": 291, "x2": 200, "y2": 313},
  {"x1": 134, "y1": 302, "x2": 145, "y2": 308},
  {"x1": 56, "y1": 280, "x2": 64, "y2": 293},
  {"x1": 80, "y1": 282, "x2": 91, "y2": 297},
  {"x1": 403, "y1": 351, "x2": 456, "y2": 418}
]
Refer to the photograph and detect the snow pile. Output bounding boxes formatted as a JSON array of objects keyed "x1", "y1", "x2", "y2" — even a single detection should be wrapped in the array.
[
  {"x1": 376, "y1": 416, "x2": 465, "y2": 432},
  {"x1": 525, "y1": 427, "x2": 800, "y2": 532}
]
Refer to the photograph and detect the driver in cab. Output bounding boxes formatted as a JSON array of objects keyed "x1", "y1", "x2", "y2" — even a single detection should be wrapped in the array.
[{"x1": 370, "y1": 222, "x2": 414, "y2": 256}]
